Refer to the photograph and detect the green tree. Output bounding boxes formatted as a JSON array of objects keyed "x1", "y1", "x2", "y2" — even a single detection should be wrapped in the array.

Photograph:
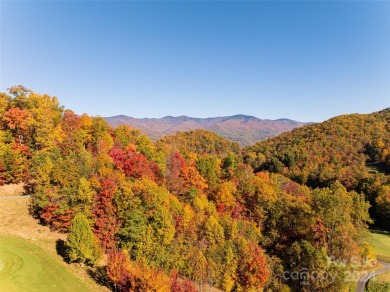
[
  {"x1": 222, "y1": 242, "x2": 237, "y2": 292},
  {"x1": 76, "y1": 177, "x2": 94, "y2": 214},
  {"x1": 196, "y1": 155, "x2": 220, "y2": 189},
  {"x1": 117, "y1": 208, "x2": 147, "y2": 251},
  {"x1": 66, "y1": 213, "x2": 101, "y2": 266}
]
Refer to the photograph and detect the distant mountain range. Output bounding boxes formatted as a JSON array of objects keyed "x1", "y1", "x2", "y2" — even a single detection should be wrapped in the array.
[{"x1": 105, "y1": 114, "x2": 309, "y2": 146}]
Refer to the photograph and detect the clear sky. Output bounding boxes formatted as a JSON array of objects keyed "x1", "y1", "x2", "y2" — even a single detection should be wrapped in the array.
[{"x1": 1, "y1": 1, "x2": 389, "y2": 122}]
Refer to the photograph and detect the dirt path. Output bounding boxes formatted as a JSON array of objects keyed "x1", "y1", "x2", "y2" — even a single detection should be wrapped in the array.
[{"x1": 356, "y1": 261, "x2": 390, "y2": 292}]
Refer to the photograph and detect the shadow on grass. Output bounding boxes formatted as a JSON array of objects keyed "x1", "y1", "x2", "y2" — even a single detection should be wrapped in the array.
[
  {"x1": 55, "y1": 239, "x2": 111, "y2": 289},
  {"x1": 370, "y1": 229, "x2": 390, "y2": 236},
  {"x1": 56, "y1": 239, "x2": 70, "y2": 263},
  {"x1": 86, "y1": 266, "x2": 110, "y2": 288}
]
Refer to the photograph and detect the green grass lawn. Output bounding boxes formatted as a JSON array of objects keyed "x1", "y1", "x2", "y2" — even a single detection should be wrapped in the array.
[
  {"x1": 370, "y1": 229, "x2": 390, "y2": 262},
  {"x1": 366, "y1": 229, "x2": 390, "y2": 291},
  {"x1": 0, "y1": 236, "x2": 90, "y2": 292}
]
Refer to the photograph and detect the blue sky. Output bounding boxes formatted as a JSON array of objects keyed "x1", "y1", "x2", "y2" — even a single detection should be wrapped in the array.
[{"x1": 1, "y1": 1, "x2": 389, "y2": 122}]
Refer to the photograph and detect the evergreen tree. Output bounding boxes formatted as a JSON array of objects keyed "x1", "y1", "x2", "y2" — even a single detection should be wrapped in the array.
[{"x1": 66, "y1": 213, "x2": 101, "y2": 266}]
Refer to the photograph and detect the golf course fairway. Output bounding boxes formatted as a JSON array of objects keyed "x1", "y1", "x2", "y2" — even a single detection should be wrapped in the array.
[
  {"x1": 370, "y1": 229, "x2": 390, "y2": 262},
  {"x1": 0, "y1": 236, "x2": 90, "y2": 292}
]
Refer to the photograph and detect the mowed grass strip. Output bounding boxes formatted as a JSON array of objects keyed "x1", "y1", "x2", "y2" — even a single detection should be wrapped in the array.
[
  {"x1": 370, "y1": 229, "x2": 390, "y2": 262},
  {"x1": 0, "y1": 236, "x2": 90, "y2": 292}
]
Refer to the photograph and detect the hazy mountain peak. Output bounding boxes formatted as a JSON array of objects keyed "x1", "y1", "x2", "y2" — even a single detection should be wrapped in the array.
[{"x1": 105, "y1": 114, "x2": 308, "y2": 146}]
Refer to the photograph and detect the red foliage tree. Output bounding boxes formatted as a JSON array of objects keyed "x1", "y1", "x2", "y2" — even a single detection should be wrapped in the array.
[
  {"x1": 40, "y1": 204, "x2": 59, "y2": 225},
  {"x1": 166, "y1": 152, "x2": 187, "y2": 195},
  {"x1": 51, "y1": 209, "x2": 73, "y2": 232},
  {"x1": 171, "y1": 270, "x2": 198, "y2": 292},
  {"x1": 0, "y1": 162, "x2": 6, "y2": 185},
  {"x1": 93, "y1": 177, "x2": 119, "y2": 251},
  {"x1": 60, "y1": 110, "x2": 81, "y2": 150},
  {"x1": 231, "y1": 203, "x2": 245, "y2": 220},
  {"x1": 311, "y1": 217, "x2": 328, "y2": 249},
  {"x1": 165, "y1": 152, "x2": 207, "y2": 196},
  {"x1": 110, "y1": 146, "x2": 159, "y2": 181},
  {"x1": 40, "y1": 205, "x2": 73, "y2": 232},
  {"x1": 62, "y1": 110, "x2": 81, "y2": 133}
]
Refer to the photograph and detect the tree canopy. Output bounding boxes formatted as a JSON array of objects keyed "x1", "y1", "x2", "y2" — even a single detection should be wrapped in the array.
[{"x1": 0, "y1": 87, "x2": 385, "y2": 291}]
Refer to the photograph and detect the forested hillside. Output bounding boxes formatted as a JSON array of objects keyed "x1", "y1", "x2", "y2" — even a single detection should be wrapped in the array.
[
  {"x1": 156, "y1": 129, "x2": 240, "y2": 158},
  {"x1": 244, "y1": 109, "x2": 390, "y2": 230},
  {"x1": 0, "y1": 86, "x2": 383, "y2": 291}
]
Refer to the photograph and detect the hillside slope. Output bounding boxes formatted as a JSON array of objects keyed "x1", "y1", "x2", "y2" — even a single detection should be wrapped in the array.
[
  {"x1": 0, "y1": 87, "x2": 379, "y2": 291},
  {"x1": 244, "y1": 108, "x2": 389, "y2": 188},
  {"x1": 244, "y1": 108, "x2": 390, "y2": 227},
  {"x1": 156, "y1": 129, "x2": 240, "y2": 158},
  {"x1": 105, "y1": 114, "x2": 307, "y2": 146},
  {"x1": 0, "y1": 197, "x2": 109, "y2": 292}
]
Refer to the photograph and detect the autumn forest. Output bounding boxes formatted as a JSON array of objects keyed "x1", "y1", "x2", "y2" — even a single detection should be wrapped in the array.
[{"x1": 0, "y1": 86, "x2": 389, "y2": 292}]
